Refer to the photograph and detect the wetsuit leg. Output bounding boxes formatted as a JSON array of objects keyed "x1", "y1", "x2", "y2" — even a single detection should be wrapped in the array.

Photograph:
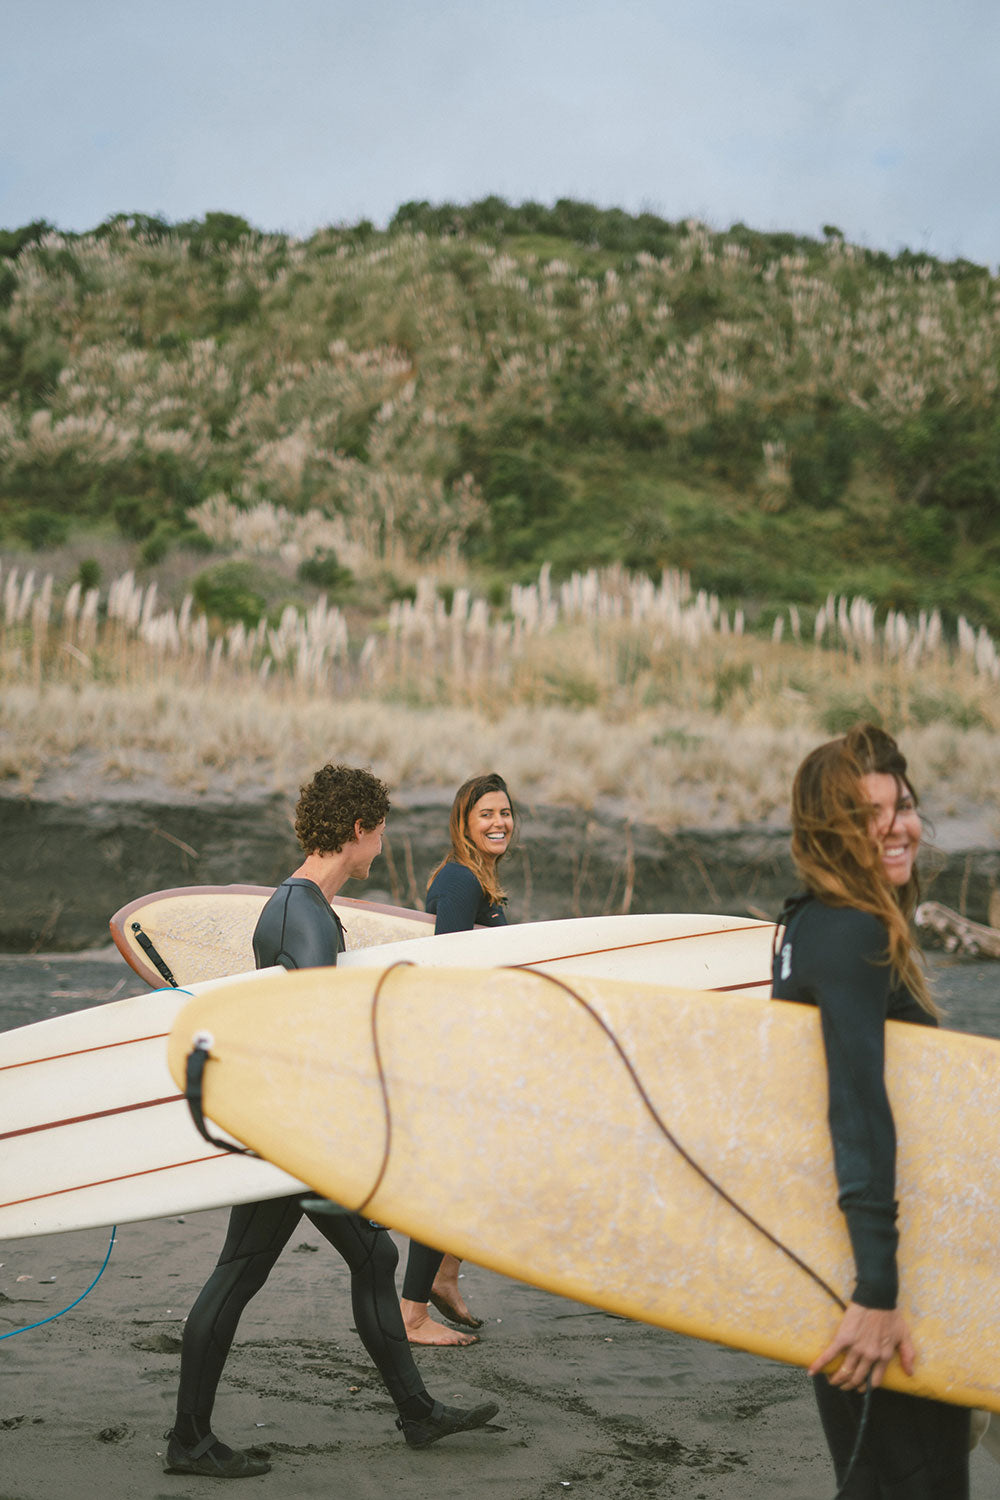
[
  {"x1": 813, "y1": 1378, "x2": 970, "y2": 1499},
  {"x1": 401, "y1": 1239, "x2": 446, "y2": 1303},
  {"x1": 305, "y1": 1206, "x2": 426, "y2": 1408},
  {"x1": 176, "y1": 1195, "x2": 304, "y2": 1424}
]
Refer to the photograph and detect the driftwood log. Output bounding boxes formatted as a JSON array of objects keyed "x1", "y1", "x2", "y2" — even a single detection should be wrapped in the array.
[{"x1": 916, "y1": 900, "x2": 1000, "y2": 959}]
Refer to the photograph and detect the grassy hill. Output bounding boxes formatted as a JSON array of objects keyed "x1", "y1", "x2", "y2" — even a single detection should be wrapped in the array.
[{"x1": 0, "y1": 199, "x2": 998, "y2": 630}]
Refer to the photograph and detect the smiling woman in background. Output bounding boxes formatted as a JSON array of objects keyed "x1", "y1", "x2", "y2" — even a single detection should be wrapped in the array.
[{"x1": 401, "y1": 772, "x2": 516, "y2": 1346}]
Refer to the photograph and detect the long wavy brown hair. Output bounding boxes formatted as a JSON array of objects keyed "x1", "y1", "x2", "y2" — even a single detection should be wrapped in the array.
[
  {"x1": 790, "y1": 723, "x2": 935, "y2": 1015},
  {"x1": 427, "y1": 772, "x2": 516, "y2": 907}
]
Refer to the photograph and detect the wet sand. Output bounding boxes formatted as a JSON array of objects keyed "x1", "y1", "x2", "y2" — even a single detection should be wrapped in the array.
[{"x1": 1, "y1": 949, "x2": 999, "y2": 1499}]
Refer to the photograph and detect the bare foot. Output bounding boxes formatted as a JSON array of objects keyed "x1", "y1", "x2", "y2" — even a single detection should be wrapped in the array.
[
  {"x1": 401, "y1": 1298, "x2": 479, "y2": 1347},
  {"x1": 429, "y1": 1255, "x2": 483, "y2": 1329}
]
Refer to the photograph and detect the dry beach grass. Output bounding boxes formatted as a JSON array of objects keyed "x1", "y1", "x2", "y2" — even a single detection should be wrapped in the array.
[{"x1": 2, "y1": 556, "x2": 999, "y2": 837}]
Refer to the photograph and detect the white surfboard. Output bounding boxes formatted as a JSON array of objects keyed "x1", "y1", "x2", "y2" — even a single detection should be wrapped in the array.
[
  {"x1": 0, "y1": 971, "x2": 308, "y2": 1242},
  {"x1": 1, "y1": 915, "x2": 774, "y2": 1241},
  {"x1": 341, "y1": 912, "x2": 776, "y2": 992}
]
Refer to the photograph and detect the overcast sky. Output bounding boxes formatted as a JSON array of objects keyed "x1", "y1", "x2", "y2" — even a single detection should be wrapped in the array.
[{"x1": 2, "y1": 0, "x2": 997, "y2": 266}]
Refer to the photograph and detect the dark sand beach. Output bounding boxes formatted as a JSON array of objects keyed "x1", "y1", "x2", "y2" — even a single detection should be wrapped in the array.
[{"x1": 1, "y1": 948, "x2": 999, "y2": 1500}]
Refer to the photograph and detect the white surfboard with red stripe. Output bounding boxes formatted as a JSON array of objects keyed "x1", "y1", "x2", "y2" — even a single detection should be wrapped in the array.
[
  {"x1": 0, "y1": 915, "x2": 775, "y2": 1240},
  {"x1": 0, "y1": 971, "x2": 308, "y2": 1241},
  {"x1": 340, "y1": 912, "x2": 776, "y2": 992}
]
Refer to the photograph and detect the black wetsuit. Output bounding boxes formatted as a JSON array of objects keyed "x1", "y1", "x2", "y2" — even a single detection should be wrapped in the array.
[
  {"x1": 402, "y1": 862, "x2": 507, "y2": 1304},
  {"x1": 252, "y1": 876, "x2": 346, "y2": 971},
  {"x1": 773, "y1": 894, "x2": 969, "y2": 1499},
  {"x1": 174, "y1": 878, "x2": 429, "y2": 1441},
  {"x1": 424, "y1": 861, "x2": 508, "y2": 933}
]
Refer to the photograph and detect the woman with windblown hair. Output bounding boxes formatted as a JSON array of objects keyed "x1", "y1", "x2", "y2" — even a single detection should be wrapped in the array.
[
  {"x1": 400, "y1": 772, "x2": 516, "y2": 1346},
  {"x1": 772, "y1": 724, "x2": 970, "y2": 1498}
]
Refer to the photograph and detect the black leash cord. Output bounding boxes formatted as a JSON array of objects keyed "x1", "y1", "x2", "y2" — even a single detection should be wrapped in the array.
[
  {"x1": 183, "y1": 1030, "x2": 256, "y2": 1156},
  {"x1": 130, "y1": 921, "x2": 178, "y2": 988},
  {"x1": 832, "y1": 1382, "x2": 875, "y2": 1499},
  {"x1": 518, "y1": 968, "x2": 883, "y2": 1500},
  {"x1": 356, "y1": 960, "x2": 846, "y2": 1302},
  {"x1": 524, "y1": 968, "x2": 889, "y2": 1500},
  {"x1": 355, "y1": 960, "x2": 417, "y2": 1214},
  {"x1": 518, "y1": 965, "x2": 848, "y2": 1310}
]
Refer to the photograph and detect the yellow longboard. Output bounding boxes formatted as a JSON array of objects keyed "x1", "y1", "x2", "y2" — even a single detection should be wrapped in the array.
[{"x1": 167, "y1": 963, "x2": 1000, "y2": 1413}]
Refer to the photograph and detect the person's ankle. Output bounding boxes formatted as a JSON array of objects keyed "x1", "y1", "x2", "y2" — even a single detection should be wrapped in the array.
[
  {"x1": 171, "y1": 1414, "x2": 204, "y2": 1449},
  {"x1": 397, "y1": 1391, "x2": 434, "y2": 1422}
]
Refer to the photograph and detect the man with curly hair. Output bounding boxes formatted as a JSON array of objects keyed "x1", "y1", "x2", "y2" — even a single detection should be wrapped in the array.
[
  {"x1": 165, "y1": 764, "x2": 499, "y2": 1480},
  {"x1": 253, "y1": 764, "x2": 392, "y2": 970}
]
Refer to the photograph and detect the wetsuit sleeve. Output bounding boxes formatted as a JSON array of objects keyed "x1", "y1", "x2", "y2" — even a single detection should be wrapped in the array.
[
  {"x1": 252, "y1": 884, "x2": 344, "y2": 971},
  {"x1": 788, "y1": 908, "x2": 900, "y2": 1309},
  {"x1": 426, "y1": 863, "x2": 486, "y2": 934}
]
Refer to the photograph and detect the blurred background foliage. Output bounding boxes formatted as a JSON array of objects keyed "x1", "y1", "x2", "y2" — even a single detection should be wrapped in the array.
[{"x1": 0, "y1": 198, "x2": 997, "y2": 630}]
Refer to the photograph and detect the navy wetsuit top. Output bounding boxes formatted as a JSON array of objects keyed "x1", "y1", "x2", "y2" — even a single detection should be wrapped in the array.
[
  {"x1": 772, "y1": 895, "x2": 935, "y2": 1310},
  {"x1": 252, "y1": 877, "x2": 345, "y2": 970},
  {"x1": 425, "y1": 862, "x2": 507, "y2": 934}
]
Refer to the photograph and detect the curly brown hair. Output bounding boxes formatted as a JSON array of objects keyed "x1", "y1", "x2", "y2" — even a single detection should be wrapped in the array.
[
  {"x1": 294, "y1": 764, "x2": 390, "y2": 855},
  {"x1": 427, "y1": 772, "x2": 516, "y2": 906},
  {"x1": 790, "y1": 723, "x2": 934, "y2": 1015}
]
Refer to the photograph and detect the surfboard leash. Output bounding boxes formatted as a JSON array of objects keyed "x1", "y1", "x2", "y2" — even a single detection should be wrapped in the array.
[
  {"x1": 182, "y1": 1031, "x2": 258, "y2": 1156},
  {"x1": 294, "y1": 961, "x2": 417, "y2": 1233},
  {"x1": 518, "y1": 965, "x2": 850, "y2": 1312},
  {"x1": 357, "y1": 960, "x2": 417, "y2": 1212},
  {"x1": 129, "y1": 920, "x2": 179, "y2": 988},
  {"x1": 353, "y1": 959, "x2": 845, "y2": 1305},
  {"x1": 832, "y1": 1384, "x2": 875, "y2": 1500},
  {"x1": 0, "y1": 1227, "x2": 117, "y2": 1341},
  {"x1": 358, "y1": 959, "x2": 874, "y2": 1493},
  {"x1": 515, "y1": 967, "x2": 876, "y2": 1500}
]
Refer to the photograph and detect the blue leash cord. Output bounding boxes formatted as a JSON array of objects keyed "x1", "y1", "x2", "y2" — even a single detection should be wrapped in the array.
[{"x1": 0, "y1": 1226, "x2": 117, "y2": 1341}]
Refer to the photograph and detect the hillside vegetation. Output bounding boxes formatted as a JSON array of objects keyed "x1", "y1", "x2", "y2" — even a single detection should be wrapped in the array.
[
  {"x1": 1, "y1": 203, "x2": 999, "y2": 835},
  {"x1": 1, "y1": 200, "x2": 998, "y2": 629}
]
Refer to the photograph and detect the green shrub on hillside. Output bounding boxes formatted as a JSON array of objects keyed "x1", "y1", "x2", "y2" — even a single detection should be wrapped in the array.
[
  {"x1": 113, "y1": 496, "x2": 159, "y2": 540},
  {"x1": 297, "y1": 549, "x2": 355, "y2": 595},
  {"x1": 17, "y1": 507, "x2": 69, "y2": 549},
  {"x1": 140, "y1": 522, "x2": 176, "y2": 566},
  {"x1": 191, "y1": 561, "x2": 267, "y2": 625},
  {"x1": 77, "y1": 557, "x2": 101, "y2": 591},
  {"x1": 0, "y1": 220, "x2": 53, "y2": 259}
]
